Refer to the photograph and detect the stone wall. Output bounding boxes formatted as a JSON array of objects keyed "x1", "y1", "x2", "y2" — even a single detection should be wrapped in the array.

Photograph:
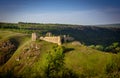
[
  {"x1": 32, "y1": 32, "x2": 74, "y2": 45},
  {"x1": 40, "y1": 36, "x2": 61, "y2": 45}
]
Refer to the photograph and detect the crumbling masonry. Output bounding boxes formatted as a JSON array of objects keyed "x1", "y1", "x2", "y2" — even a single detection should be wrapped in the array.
[{"x1": 32, "y1": 32, "x2": 74, "y2": 45}]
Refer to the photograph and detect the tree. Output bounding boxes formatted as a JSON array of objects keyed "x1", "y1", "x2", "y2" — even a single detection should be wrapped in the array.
[
  {"x1": 44, "y1": 46, "x2": 78, "y2": 78},
  {"x1": 44, "y1": 46, "x2": 65, "y2": 78}
]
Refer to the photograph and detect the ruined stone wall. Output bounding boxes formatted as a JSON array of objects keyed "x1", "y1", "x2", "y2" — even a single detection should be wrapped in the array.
[
  {"x1": 32, "y1": 32, "x2": 74, "y2": 45},
  {"x1": 40, "y1": 36, "x2": 61, "y2": 45}
]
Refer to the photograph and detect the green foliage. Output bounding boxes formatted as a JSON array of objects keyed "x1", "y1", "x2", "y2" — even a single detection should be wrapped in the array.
[
  {"x1": 113, "y1": 42, "x2": 119, "y2": 47},
  {"x1": 105, "y1": 42, "x2": 120, "y2": 53},
  {"x1": 89, "y1": 45, "x2": 96, "y2": 49},
  {"x1": 89, "y1": 42, "x2": 120, "y2": 53},
  {"x1": 44, "y1": 46, "x2": 65, "y2": 77},
  {"x1": 89, "y1": 45, "x2": 104, "y2": 51},
  {"x1": 95, "y1": 45, "x2": 104, "y2": 51},
  {"x1": 0, "y1": 23, "x2": 19, "y2": 29},
  {"x1": 44, "y1": 46, "x2": 78, "y2": 78}
]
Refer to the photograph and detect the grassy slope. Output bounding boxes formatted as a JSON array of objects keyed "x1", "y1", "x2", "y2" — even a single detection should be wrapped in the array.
[
  {"x1": 19, "y1": 42, "x2": 114, "y2": 77},
  {"x1": 0, "y1": 30, "x2": 58, "y2": 76},
  {"x1": 0, "y1": 30, "x2": 114, "y2": 77},
  {"x1": 64, "y1": 43, "x2": 113, "y2": 77},
  {"x1": 0, "y1": 30, "x2": 30, "y2": 70}
]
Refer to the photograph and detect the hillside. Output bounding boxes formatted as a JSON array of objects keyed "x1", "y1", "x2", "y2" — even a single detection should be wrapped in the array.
[
  {"x1": 0, "y1": 30, "x2": 119, "y2": 78},
  {"x1": 95, "y1": 23, "x2": 120, "y2": 28},
  {"x1": 0, "y1": 22, "x2": 120, "y2": 46},
  {"x1": 49, "y1": 26, "x2": 120, "y2": 46}
]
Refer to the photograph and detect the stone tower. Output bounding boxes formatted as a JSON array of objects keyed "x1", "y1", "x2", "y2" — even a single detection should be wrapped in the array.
[
  {"x1": 58, "y1": 36, "x2": 62, "y2": 45},
  {"x1": 32, "y1": 33, "x2": 37, "y2": 41}
]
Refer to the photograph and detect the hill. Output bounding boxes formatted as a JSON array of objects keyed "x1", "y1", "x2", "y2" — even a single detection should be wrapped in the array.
[
  {"x1": 0, "y1": 30, "x2": 119, "y2": 78},
  {"x1": 0, "y1": 23, "x2": 120, "y2": 77},
  {"x1": 95, "y1": 23, "x2": 120, "y2": 28}
]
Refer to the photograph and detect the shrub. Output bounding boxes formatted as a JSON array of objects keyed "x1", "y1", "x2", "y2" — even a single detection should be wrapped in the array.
[
  {"x1": 95, "y1": 45, "x2": 104, "y2": 51},
  {"x1": 105, "y1": 42, "x2": 120, "y2": 53},
  {"x1": 89, "y1": 45, "x2": 96, "y2": 49}
]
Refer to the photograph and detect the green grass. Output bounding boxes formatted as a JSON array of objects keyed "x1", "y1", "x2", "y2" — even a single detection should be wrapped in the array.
[
  {"x1": 64, "y1": 43, "x2": 113, "y2": 77},
  {"x1": 18, "y1": 42, "x2": 114, "y2": 77},
  {"x1": 0, "y1": 30, "x2": 30, "y2": 71},
  {"x1": 0, "y1": 30, "x2": 116, "y2": 78}
]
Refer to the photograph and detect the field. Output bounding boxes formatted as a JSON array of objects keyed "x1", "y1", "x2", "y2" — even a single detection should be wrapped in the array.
[{"x1": 0, "y1": 23, "x2": 120, "y2": 78}]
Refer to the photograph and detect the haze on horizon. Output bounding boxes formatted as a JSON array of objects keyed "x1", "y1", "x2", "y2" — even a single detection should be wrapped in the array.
[{"x1": 0, "y1": 0, "x2": 120, "y2": 25}]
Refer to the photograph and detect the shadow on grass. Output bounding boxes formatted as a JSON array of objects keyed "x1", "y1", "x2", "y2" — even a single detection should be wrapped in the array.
[{"x1": 64, "y1": 48, "x2": 75, "y2": 53}]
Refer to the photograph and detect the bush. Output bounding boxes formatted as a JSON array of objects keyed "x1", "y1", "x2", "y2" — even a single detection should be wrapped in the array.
[
  {"x1": 95, "y1": 45, "x2": 104, "y2": 51},
  {"x1": 105, "y1": 42, "x2": 120, "y2": 53},
  {"x1": 89, "y1": 45, "x2": 104, "y2": 51},
  {"x1": 89, "y1": 45, "x2": 96, "y2": 49},
  {"x1": 89, "y1": 42, "x2": 120, "y2": 53}
]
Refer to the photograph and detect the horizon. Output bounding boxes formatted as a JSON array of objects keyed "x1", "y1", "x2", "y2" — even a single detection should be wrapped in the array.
[
  {"x1": 0, "y1": 0, "x2": 120, "y2": 25},
  {"x1": 1, "y1": 21, "x2": 120, "y2": 26}
]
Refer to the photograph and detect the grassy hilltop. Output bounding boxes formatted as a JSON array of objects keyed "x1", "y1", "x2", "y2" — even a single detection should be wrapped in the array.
[{"x1": 0, "y1": 23, "x2": 120, "y2": 78}]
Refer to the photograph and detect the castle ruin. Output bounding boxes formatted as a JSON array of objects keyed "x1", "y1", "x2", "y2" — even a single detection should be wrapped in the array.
[{"x1": 32, "y1": 32, "x2": 74, "y2": 45}]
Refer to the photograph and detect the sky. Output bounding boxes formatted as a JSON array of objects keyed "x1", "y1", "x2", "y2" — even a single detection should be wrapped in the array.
[{"x1": 0, "y1": 0, "x2": 120, "y2": 25}]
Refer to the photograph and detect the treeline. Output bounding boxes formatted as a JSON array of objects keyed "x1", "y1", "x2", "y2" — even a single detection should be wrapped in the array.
[
  {"x1": 0, "y1": 22, "x2": 64, "y2": 34},
  {"x1": 0, "y1": 22, "x2": 80, "y2": 30},
  {"x1": 89, "y1": 42, "x2": 120, "y2": 53},
  {"x1": 0, "y1": 23, "x2": 19, "y2": 29}
]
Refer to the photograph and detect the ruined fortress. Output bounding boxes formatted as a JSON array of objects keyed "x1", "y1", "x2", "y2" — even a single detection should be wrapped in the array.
[{"x1": 31, "y1": 32, "x2": 74, "y2": 45}]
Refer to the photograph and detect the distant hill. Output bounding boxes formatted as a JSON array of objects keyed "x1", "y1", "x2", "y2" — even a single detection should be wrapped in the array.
[
  {"x1": 93, "y1": 23, "x2": 120, "y2": 28},
  {"x1": 0, "y1": 22, "x2": 120, "y2": 46},
  {"x1": 49, "y1": 25, "x2": 120, "y2": 46}
]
